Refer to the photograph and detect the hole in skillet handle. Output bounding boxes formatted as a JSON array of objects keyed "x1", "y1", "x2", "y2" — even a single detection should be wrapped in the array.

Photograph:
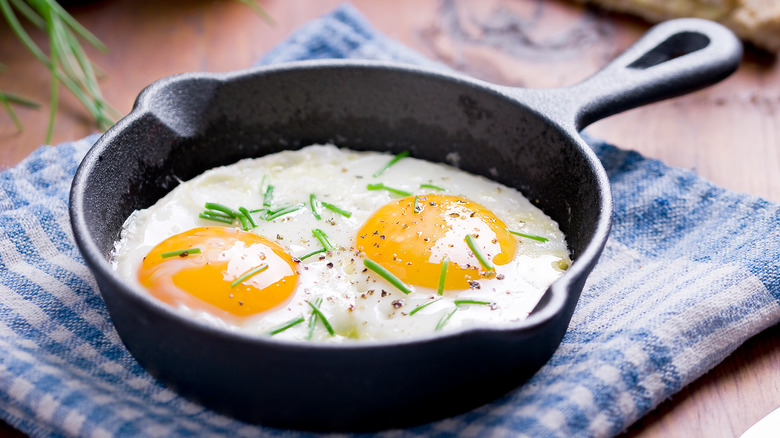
[{"x1": 628, "y1": 32, "x2": 710, "y2": 69}]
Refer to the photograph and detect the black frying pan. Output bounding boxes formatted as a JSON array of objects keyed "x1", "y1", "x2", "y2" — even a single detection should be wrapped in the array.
[{"x1": 69, "y1": 18, "x2": 741, "y2": 432}]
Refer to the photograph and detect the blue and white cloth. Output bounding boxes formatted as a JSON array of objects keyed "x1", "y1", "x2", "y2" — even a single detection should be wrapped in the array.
[{"x1": 2, "y1": 4, "x2": 779, "y2": 437}]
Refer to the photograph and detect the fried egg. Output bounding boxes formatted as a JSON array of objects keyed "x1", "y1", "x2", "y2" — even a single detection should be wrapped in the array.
[{"x1": 112, "y1": 145, "x2": 571, "y2": 342}]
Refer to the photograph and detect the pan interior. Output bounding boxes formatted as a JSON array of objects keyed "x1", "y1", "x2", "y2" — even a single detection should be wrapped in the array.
[{"x1": 84, "y1": 65, "x2": 603, "y2": 264}]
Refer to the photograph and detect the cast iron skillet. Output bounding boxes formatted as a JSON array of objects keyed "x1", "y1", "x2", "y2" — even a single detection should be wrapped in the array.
[{"x1": 70, "y1": 19, "x2": 741, "y2": 432}]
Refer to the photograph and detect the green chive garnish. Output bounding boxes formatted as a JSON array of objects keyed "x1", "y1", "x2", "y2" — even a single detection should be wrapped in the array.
[
  {"x1": 320, "y1": 201, "x2": 352, "y2": 218},
  {"x1": 409, "y1": 298, "x2": 442, "y2": 316},
  {"x1": 239, "y1": 207, "x2": 257, "y2": 228},
  {"x1": 373, "y1": 150, "x2": 410, "y2": 177},
  {"x1": 230, "y1": 264, "x2": 269, "y2": 288},
  {"x1": 507, "y1": 229, "x2": 549, "y2": 242},
  {"x1": 204, "y1": 202, "x2": 241, "y2": 218},
  {"x1": 263, "y1": 184, "x2": 275, "y2": 206},
  {"x1": 465, "y1": 234, "x2": 494, "y2": 272},
  {"x1": 438, "y1": 257, "x2": 449, "y2": 296},
  {"x1": 366, "y1": 183, "x2": 413, "y2": 197},
  {"x1": 420, "y1": 183, "x2": 445, "y2": 191},
  {"x1": 312, "y1": 229, "x2": 333, "y2": 251},
  {"x1": 307, "y1": 298, "x2": 323, "y2": 340},
  {"x1": 299, "y1": 248, "x2": 327, "y2": 261},
  {"x1": 309, "y1": 194, "x2": 322, "y2": 220},
  {"x1": 202, "y1": 209, "x2": 233, "y2": 219},
  {"x1": 454, "y1": 299, "x2": 491, "y2": 306},
  {"x1": 363, "y1": 258, "x2": 412, "y2": 294},
  {"x1": 266, "y1": 205, "x2": 301, "y2": 221},
  {"x1": 199, "y1": 212, "x2": 234, "y2": 224},
  {"x1": 161, "y1": 248, "x2": 202, "y2": 259},
  {"x1": 435, "y1": 307, "x2": 458, "y2": 331},
  {"x1": 236, "y1": 213, "x2": 251, "y2": 231},
  {"x1": 268, "y1": 315, "x2": 305, "y2": 335},
  {"x1": 308, "y1": 300, "x2": 335, "y2": 336},
  {"x1": 413, "y1": 195, "x2": 422, "y2": 214}
]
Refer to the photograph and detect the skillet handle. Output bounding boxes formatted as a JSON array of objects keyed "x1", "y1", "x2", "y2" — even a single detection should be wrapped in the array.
[{"x1": 517, "y1": 18, "x2": 742, "y2": 131}]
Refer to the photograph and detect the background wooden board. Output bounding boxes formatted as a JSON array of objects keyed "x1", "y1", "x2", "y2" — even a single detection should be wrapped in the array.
[{"x1": 1, "y1": 0, "x2": 778, "y2": 436}]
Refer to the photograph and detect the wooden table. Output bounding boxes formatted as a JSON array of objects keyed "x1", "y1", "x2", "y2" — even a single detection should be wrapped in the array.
[{"x1": 1, "y1": 0, "x2": 779, "y2": 436}]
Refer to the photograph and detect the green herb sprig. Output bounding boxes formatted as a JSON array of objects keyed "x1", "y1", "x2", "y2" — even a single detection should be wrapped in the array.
[
  {"x1": 435, "y1": 307, "x2": 458, "y2": 331},
  {"x1": 465, "y1": 234, "x2": 494, "y2": 272},
  {"x1": 435, "y1": 300, "x2": 492, "y2": 330},
  {"x1": 298, "y1": 248, "x2": 327, "y2": 261},
  {"x1": 306, "y1": 297, "x2": 323, "y2": 340},
  {"x1": 230, "y1": 264, "x2": 269, "y2": 288},
  {"x1": 0, "y1": 0, "x2": 271, "y2": 142},
  {"x1": 372, "y1": 150, "x2": 409, "y2": 177},
  {"x1": 0, "y1": 0, "x2": 118, "y2": 142},
  {"x1": 363, "y1": 258, "x2": 412, "y2": 294},
  {"x1": 366, "y1": 183, "x2": 413, "y2": 197},
  {"x1": 309, "y1": 194, "x2": 322, "y2": 220},
  {"x1": 160, "y1": 248, "x2": 202, "y2": 259},
  {"x1": 437, "y1": 257, "x2": 449, "y2": 296},
  {"x1": 320, "y1": 201, "x2": 352, "y2": 218},
  {"x1": 507, "y1": 229, "x2": 549, "y2": 242},
  {"x1": 268, "y1": 315, "x2": 305, "y2": 335},
  {"x1": 409, "y1": 298, "x2": 442, "y2": 316},
  {"x1": 265, "y1": 204, "x2": 301, "y2": 221},
  {"x1": 312, "y1": 228, "x2": 333, "y2": 251},
  {"x1": 307, "y1": 299, "x2": 335, "y2": 336}
]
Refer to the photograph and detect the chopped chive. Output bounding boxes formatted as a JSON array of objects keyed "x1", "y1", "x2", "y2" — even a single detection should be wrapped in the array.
[
  {"x1": 320, "y1": 201, "x2": 352, "y2": 218},
  {"x1": 266, "y1": 205, "x2": 301, "y2": 221},
  {"x1": 435, "y1": 307, "x2": 458, "y2": 331},
  {"x1": 299, "y1": 248, "x2": 327, "y2": 261},
  {"x1": 239, "y1": 207, "x2": 258, "y2": 228},
  {"x1": 267, "y1": 202, "x2": 294, "y2": 212},
  {"x1": 438, "y1": 257, "x2": 449, "y2": 296},
  {"x1": 204, "y1": 202, "x2": 241, "y2": 218},
  {"x1": 309, "y1": 194, "x2": 322, "y2": 220},
  {"x1": 203, "y1": 209, "x2": 234, "y2": 219},
  {"x1": 409, "y1": 298, "x2": 442, "y2": 316},
  {"x1": 454, "y1": 299, "x2": 491, "y2": 306},
  {"x1": 312, "y1": 229, "x2": 333, "y2": 251},
  {"x1": 413, "y1": 195, "x2": 422, "y2": 214},
  {"x1": 363, "y1": 258, "x2": 412, "y2": 294},
  {"x1": 268, "y1": 315, "x2": 305, "y2": 335},
  {"x1": 373, "y1": 150, "x2": 410, "y2": 177},
  {"x1": 366, "y1": 183, "x2": 413, "y2": 197},
  {"x1": 259, "y1": 175, "x2": 268, "y2": 193},
  {"x1": 507, "y1": 229, "x2": 549, "y2": 242},
  {"x1": 263, "y1": 184, "x2": 275, "y2": 206},
  {"x1": 306, "y1": 298, "x2": 323, "y2": 340},
  {"x1": 250, "y1": 207, "x2": 268, "y2": 214},
  {"x1": 199, "y1": 212, "x2": 234, "y2": 224},
  {"x1": 307, "y1": 299, "x2": 335, "y2": 336},
  {"x1": 465, "y1": 234, "x2": 494, "y2": 272},
  {"x1": 236, "y1": 213, "x2": 251, "y2": 231},
  {"x1": 420, "y1": 183, "x2": 446, "y2": 191},
  {"x1": 230, "y1": 264, "x2": 269, "y2": 288},
  {"x1": 161, "y1": 248, "x2": 202, "y2": 259}
]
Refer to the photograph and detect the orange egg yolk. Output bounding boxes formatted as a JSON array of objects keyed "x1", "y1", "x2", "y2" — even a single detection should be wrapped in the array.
[
  {"x1": 356, "y1": 194, "x2": 516, "y2": 290},
  {"x1": 138, "y1": 226, "x2": 299, "y2": 320}
]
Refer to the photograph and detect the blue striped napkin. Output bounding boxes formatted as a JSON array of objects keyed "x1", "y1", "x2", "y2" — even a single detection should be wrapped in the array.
[{"x1": 2, "y1": 4, "x2": 779, "y2": 437}]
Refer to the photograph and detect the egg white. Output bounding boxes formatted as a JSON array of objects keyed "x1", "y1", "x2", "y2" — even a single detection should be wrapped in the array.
[{"x1": 112, "y1": 145, "x2": 571, "y2": 342}]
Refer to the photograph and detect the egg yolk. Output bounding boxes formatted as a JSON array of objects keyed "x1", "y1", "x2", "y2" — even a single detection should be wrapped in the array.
[
  {"x1": 356, "y1": 194, "x2": 516, "y2": 290},
  {"x1": 138, "y1": 226, "x2": 299, "y2": 320}
]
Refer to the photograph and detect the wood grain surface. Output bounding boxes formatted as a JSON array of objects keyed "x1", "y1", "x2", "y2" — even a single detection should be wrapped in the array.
[{"x1": 1, "y1": 0, "x2": 779, "y2": 436}]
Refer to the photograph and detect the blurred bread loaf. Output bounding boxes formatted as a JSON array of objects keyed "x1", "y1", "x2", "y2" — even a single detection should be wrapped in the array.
[{"x1": 575, "y1": 0, "x2": 780, "y2": 51}]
